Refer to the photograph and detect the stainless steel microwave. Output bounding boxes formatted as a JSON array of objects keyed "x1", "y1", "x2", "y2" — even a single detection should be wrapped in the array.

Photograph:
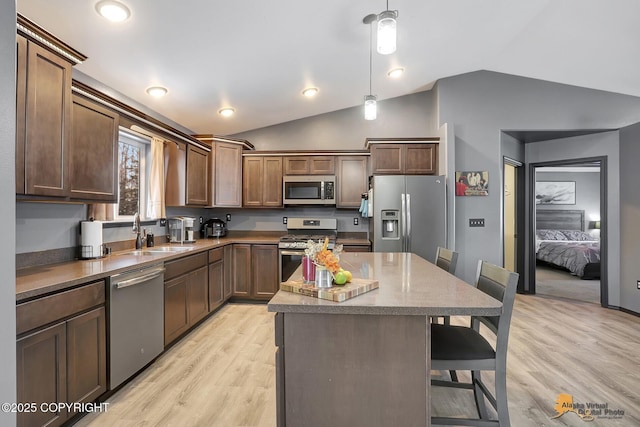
[{"x1": 283, "y1": 175, "x2": 336, "y2": 205}]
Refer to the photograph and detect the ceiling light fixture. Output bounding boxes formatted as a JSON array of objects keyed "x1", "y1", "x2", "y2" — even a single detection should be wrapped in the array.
[
  {"x1": 218, "y1": 107, "x2": 235, "y2": 117},
  {"x1": 377, "y1": 5, "x2": 398, "y2": 55},
  {"x1": 387, "y1": 67, "x2": 404, "y2": 78},
  {"x1": 363, "y1": 16, "x2": 377, "y2": 121},
  {"x1": 95, "y1": 0, "x2": 131, "y2": 23},
  {"x1": 146, "y1": 86, "x2": 168, "y2": 98},
  {"x1": 302, "y1": 87, "x2": 319, "y2": 97}
]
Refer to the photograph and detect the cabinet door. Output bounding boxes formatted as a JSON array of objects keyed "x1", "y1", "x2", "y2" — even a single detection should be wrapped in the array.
[
  {"x1": 69, "y1": 96, "x2": 119, "y2": 201},
  {"x1": 164, "y1": 275, "x2": 189, "y2": 346},
  {"x1": 232, "y1": 244, "x2": 252, "y2": 297},
  {"x1": 209, "y1": 260, "x2": 224, "y2": 312},
  {"x1": 263, "y1": 156, "x2": 283, "y2": 207},
  {"x1": 213, "y1": 142, "x2": 243, "y2": 207},
  {"x1": 186, "y1": 144, "x2": 210, "y2": 206},
  {"x1": 252, "y1": 245, "x2": 279, "y2": 299},
  {"x1": 404, "y1": 144, "x2": 438, "y2": 175},
  {"x1": 370, "y1": 144, "x2": 403, "y2": 175},
  {"x1": 243, "y1": 156, "x2": 264, "y2": 207},
  {"x1": 309, "y1": 156, "x2": 335, "y2": 175},
  {"x1": 17, "y1": 322, "x2": 67, "y2": 427},
  {"x1": 66, "y1": 307, "x2": 107, "y2": 411},
  {"x1": 24, "y1": 41, "x2": 72, "y2": 197},
  {"x1": 187, "y1": 266, "x2": 209, "y2": 325},
  {"x1": 16, "y1": 35, "x2": 27, "y2": 194},
  {"x1": 223, "y1": 245, "x2": 233, "y2": 300},
  {"x1": 283, "y1": 157, "x2": 309, "y2": 175},
  {"x1": 342, "y1": 245, "x2": 371, "y2": 252},
  {"x1": 337, "y1": 156, "x2": 368, "y2": 208}
]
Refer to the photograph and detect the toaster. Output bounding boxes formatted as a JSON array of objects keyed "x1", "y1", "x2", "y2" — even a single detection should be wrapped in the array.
[{"x1": 204, "y1": 218, "x2": 227, "y2": 238}]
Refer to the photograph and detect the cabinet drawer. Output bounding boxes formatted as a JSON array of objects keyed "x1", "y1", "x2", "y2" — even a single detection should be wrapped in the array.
[
  {"x1": 165, "y1": 252, "x2": 208, "y2": 281},
  {"x1": 17, "y1": 280, "x2": 105, "y2": 335},
  {"x1": 208, "y1": 247, "x2": 224, "y2": 263}
]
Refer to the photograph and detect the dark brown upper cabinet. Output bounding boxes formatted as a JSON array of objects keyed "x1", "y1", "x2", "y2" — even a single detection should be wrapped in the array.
[
  {"x1": 68, "y1": 95, "x2": 119, "y2": 202},
  {"x1": 370, "y1": 143, "x2": 438, "y2": 175},
  {"x1": 243, "y1": 155, "x2": 283, "y2": 207},
  {"x1": 284, "y1": 156, "x2": 335, "y2": 175},
  {"x1": 336, "y1": 156, "x2": 369, "y2": 208}
]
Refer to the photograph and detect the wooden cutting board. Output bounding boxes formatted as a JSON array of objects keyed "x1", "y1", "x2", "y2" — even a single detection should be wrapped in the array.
[{"x1": 279, "y1": 278, "x2": 379, "y2": 302}]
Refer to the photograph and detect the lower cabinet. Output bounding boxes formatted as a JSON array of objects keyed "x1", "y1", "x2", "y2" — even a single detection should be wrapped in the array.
[
  {"x1": 208, "y1": 247, "x2": 224, "y2": 312},
  {"x1": 164, "y1": 252, "x2": 209, "y2": 347},
  {"x1": 16, "y1": 281, "x2": 106, "y2": 427},
  {"x1": 233, "y1": 244, "x2": 279, "y2": 300}
]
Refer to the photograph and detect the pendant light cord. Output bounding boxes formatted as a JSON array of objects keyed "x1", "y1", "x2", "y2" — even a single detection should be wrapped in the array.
[{"x1": 369, "y1": 21, "x2": 373, "y2": 95}]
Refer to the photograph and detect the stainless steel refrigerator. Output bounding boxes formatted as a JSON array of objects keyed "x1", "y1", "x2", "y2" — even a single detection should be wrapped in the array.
[{"x1": 370, "y1": 175, "x2": 447, "y2": 261}]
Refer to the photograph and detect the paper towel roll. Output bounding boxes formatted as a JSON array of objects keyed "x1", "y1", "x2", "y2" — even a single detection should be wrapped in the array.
[{"x1": 81, "y1": 221, "x2": 103, "y2": 258}]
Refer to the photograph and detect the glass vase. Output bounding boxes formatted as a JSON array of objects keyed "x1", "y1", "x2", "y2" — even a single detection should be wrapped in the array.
[
  {"x1": 314, "y1": 265, "x2": 332, "y2": 288},
  {"x1": 302, "y1": 255, "x2": 316, "y2": 284}
]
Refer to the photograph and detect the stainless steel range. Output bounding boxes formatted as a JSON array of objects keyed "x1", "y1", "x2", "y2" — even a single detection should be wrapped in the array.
[{"x1": 279, "y1": 218, "x2": 337, "y2": 282}]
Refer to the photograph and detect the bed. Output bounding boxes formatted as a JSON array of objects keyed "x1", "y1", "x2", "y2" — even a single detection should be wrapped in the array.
[{"x1": 535, "y1": 210, "x2": 600, "y2": 279}]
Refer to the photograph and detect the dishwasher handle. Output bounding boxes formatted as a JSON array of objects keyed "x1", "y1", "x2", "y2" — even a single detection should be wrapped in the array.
[{"x1": 112, "y1": 266, "x2": 165, "y2": 289}]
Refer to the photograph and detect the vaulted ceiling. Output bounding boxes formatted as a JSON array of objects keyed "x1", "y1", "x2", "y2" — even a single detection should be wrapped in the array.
[{"x1": 17, "y1": 0, "x2": 640, "y2": 136}]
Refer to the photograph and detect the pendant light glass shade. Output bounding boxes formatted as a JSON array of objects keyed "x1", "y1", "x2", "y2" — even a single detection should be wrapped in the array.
[
  {"x1": 364, "y1": 95, "x2": 377, "y2": 120},
  {"x1": 377, "y1": 10, "x2": 397, "y2": 55}
]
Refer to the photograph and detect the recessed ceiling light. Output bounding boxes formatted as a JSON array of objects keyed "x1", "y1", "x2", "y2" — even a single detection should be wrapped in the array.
[
  {"x1": 95, "y1": 0, "x2": 131, "y2": 22},
  {"x1": 146, "y1": 86, "x2": 168, "y2": 98},
  {"x1": 218, "y1": 107, "x2": 235, "y2": 117},
  {"x1": 387, "y1": 68, "x2": 405, "y2": 78},
  {"x1": 302, "y1": 87, "x2": 319, "y2": 97}
]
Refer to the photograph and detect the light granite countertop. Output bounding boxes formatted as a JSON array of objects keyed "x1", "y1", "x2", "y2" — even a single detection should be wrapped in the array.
[
  {"x1": 16, "y1": 231, "x2": 370, "y2": 303},
  {"x1": 268, "y1": 252, "x2": 502, "y2": 317}
]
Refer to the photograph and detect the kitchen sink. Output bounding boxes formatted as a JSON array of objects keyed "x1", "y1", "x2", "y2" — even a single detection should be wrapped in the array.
[{"x1": 118, "y1": 246, "x2": 193, "y2": 256}]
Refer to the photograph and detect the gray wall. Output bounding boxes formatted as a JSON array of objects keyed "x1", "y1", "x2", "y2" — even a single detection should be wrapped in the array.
[
  {"x1": 233, "y1": 90, "x2": 438, "y2": 150},
  {"x1": 619, "y1": 122, "x2": 640, "y2": 313},
  {"x1": 1, "y1": 1, "x2": 17, "y2": 424},
  {"x1": 436, "y1": 71, "x2": 640, "y2": 305}
]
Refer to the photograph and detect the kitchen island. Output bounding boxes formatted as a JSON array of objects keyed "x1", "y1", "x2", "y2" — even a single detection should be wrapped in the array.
[{"x1": 267, "y1": 252, "x2": 502, "y2": 427}]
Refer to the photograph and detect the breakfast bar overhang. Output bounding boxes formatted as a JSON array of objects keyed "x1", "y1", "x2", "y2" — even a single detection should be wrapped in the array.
[{"x1": 267, "y1": 252, "x2": 503, "y2": 427}]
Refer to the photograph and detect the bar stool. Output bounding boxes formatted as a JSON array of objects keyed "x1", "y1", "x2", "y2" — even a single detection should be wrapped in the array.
[{"x1": 431, "y1": 260, "x2": 519, "y2": 426}]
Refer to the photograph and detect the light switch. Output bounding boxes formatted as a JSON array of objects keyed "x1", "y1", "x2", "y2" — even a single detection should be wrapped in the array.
[{"x1": 469, "y1": 218, "x2": 485, "y2": 227}]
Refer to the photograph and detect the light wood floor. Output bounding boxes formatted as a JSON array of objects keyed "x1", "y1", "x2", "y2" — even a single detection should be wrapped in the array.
[
  {"x1": 535, "y1": 264, "x2": 600, "y2": 304},
  {"x1": 75, "y1": 297, "x2": 640, "y2": 427}
]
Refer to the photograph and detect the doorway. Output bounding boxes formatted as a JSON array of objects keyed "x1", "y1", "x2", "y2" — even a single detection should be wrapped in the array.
[{"x1": 528, "y1": 157, "x2": 608, "y2": 307}]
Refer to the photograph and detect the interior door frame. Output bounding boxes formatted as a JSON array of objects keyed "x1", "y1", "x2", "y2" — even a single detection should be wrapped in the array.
[
  {"x1": 503, "y1": 156, "x2": 525, "y2": 293},
  {"x1": 527, "y1": 156, "x2": 608, "y2": 307}
]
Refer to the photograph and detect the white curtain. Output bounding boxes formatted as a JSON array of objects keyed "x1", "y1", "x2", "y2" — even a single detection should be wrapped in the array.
[{"x1": 147, "y1": 136, "x2": 166, "y2": 219}]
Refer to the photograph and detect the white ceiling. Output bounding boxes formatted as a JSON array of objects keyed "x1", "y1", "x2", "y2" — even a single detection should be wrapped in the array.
[{"x1": 17, "y1": 0, "x2": 640, "y2": 136}]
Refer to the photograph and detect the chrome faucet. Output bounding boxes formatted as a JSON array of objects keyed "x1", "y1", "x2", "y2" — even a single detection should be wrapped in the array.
[{"x1": 133, "y1": 212, "x2": 143, "y2": 249}]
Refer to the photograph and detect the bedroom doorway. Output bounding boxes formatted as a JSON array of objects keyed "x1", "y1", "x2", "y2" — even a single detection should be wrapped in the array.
[{"x1": 529, "y1": 157, "x2": 608, "y2": 307}]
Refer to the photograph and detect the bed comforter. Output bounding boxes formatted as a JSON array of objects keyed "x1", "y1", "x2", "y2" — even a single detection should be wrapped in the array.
[{"x1": 535, "y1": 229, "x2": 600, "y2": 277}]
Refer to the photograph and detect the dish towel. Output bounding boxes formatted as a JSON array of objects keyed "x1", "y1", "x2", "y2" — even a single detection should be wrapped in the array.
[{"x1": 359, "y1": 197, "x2": 368, "y2": 218}]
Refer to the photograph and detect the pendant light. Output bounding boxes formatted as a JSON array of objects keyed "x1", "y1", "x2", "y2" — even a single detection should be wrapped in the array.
[
  {"x1": 363, "y1": 16, "x2": 377, "y2": 120},
  {"x1": 377, "y1": 1, "x2": 398, "y2": 55}
]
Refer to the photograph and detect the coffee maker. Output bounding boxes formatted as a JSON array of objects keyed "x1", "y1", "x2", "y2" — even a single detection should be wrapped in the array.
[
  {"x1": 168, "y1": 216, "x2": 196, "y2": 243},
  {"x1": 203, "y1": 218, "x2": 227, "y2": 238}
]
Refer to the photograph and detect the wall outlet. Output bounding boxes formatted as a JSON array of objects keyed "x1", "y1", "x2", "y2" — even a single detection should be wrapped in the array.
[
  {"x1": 199, "y1": 216, "x2": 203, "y2": 224},
  {"x1": 469, "y1": 218, "x2": 485, "y2": 227},
  {"x1": 353, "y1": 217, "x2": 359, "y2": 226},
  {"x1": 283, "y1": 217, "x2": 288, "y2": 224},
  {"x1": 637, "y1": 280, "x2": 640, "y2": 290},
  {"x1": 226, "y1": 214, "x2": 231, "y2": 222},
  {"x1": 159, "y1": 218, "x2": 166, "y2": 226}
]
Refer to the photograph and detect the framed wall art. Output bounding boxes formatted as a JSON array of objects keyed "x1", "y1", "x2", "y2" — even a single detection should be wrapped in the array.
[
  {"x1": 535, "y1": 181, "x2": 576, "y2": 205},
  {"x1": 455, "y1": 171, "x2": 488, "y2": 196}
]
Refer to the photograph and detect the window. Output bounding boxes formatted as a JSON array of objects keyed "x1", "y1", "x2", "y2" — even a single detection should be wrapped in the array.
[{"x1": 115, "y1": 131, "x2": 149, "y2": 220}]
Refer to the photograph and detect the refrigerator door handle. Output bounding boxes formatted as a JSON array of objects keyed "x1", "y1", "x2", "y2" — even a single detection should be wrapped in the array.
[
  {"x1": 406, "y1": 193, "x2": 411, "y2": 252},
  {"x1": 401, "y1": 193, "x2": 407, "y2": 251}
]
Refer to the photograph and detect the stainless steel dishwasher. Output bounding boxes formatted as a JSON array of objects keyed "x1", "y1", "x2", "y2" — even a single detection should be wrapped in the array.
[{"x1": 109, "y1": 263, "x2": 165, "y2": 389}]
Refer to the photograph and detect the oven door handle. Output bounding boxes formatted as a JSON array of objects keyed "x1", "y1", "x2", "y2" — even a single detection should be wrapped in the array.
[{"x1": 280, "y1": 250, "x2": 306, "y2": 256}]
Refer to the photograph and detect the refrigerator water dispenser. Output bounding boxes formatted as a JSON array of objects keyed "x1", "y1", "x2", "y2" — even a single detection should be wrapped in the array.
[{"x1": 381, "y1": 210, "x2": 399, "y2": 239}]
